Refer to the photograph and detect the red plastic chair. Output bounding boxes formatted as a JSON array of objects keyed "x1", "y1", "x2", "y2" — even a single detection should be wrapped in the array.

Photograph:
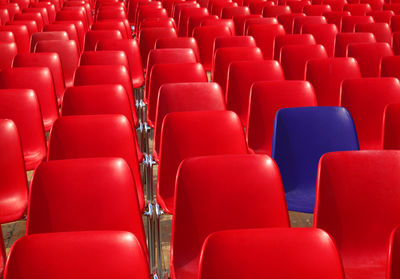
[
  {"x1": 392, "y1": 15, "x2": 400, "y2": 32},
  {"x1": 393, "y1": 32, "x2": 400, "y2": 55},
  {"x1": 23, "y1": 7, "x2": 50, "y2": 25},
  {"x1": 153, "y1": 82, "x2": 225, "y2": 161},
  {"x1": 221, "y1": 6, "x2": 250, "y2": 19},
  {"x1": 293, "y1": 15, "x2": 327, "y2": 34},
  {"x1": 335, "y1": 32, "x2": 376, "y2": 57},
  {"x1": 323, "y1": 11, "x2": 350, "y2": 31},
  {"x1": 315, "y1": 150, "x2": 400, "y2": 279},
  {"x1": 35, "y1": 40, "x2": 79, "y2": 88},
  {"x1": 301, "y1": 23, "x2": 338, "y2": 57},
  {"x1": 213, "y1": 35, "x2": 257, "y2": 58},
  {"x1": 247, "y1": 81, "x2": 317, "y2": 154},
  {"x1": 187, "y1": 14, "x2": 218, "y2": 36},
  {"x1": 210, "y1": 1, "x2": 237, "y2": 17},
  {"x1": 243, "y1": 17, "x2": 278, "y2": 34},
  {"x1": 6, "y1": 20, "x2": 38, "y2": 37},
  {"x1": 4, "y1": 231, "x2": 150, "y2": 279},
  {"x1": 61, "y1": 84, "x2": 143, "y2": 162},
  {"x1": 147, "y1": 63, "x2": 207, "y2": 126},
  {"x1": 138, "y1": 27, "x2": 177, "y2": 69},
  {"x1": 64, "y1": 6, "x2": 92, "y2": 26},
  {"x1": 341, "y1": 78, "x2": 400, "y2": 149},
  {"x1": 226, "y1": 60, "x2": 285, "y2": 127},
  {"x1": 31, "y1": 2, "x2": 56, "y2": 22},
  {"x1": 201, "y1": 18, "x2": 236, "y2": 34},
  {"x1": 387, "y1": 225, "x2": 400, "y2": 279},
  {"x1": 96, "y1": 39, "x2": 144, "y2": 89},
  {"x1": 193, "y1": 25, "x2": 232, "y2": 71},
  {"x1": 263, "y1": 5, "x2": 291, "y2": 17},
  {"x1": 139, "y1": 18, "x2": 176, "y2": 32},
  {"x1": 199, "y1": 228, "x2": 344, "y2": 279},
  {"x1": 212, "y1": 47, "x2": 263, "y2": 95},
  {"x1": 306, "y1": 57, "x2": 361, "y2": 106},
  {"x1": 73, "y1": 65, "x2": 138, "y2": 127},
  {"x1": 281, "y1": 44, "x2": 328, "y2": 80},
  {"x1": 381, "y1": 56, "x2": 400, "y2": 79},
  {"x1": 287, "y1": 0, "x2": 311, "y2": 12},
  {"x1": 14, "y1": 12, "x2": 44, "y2": 31},
  {"x1": 43, "y1": 23, "x2": 80, "y2": 51},
  {"x1": 362, "y1": 0, "x2": 384, "y2": 11},
  {"x1": 368, "y1": 10, "x2": 394, "y2": 24},
  {"x1": 341, "y1": 15, "x2": 374, "y2": 32},
  {"x1": 347, "y1": 42, "x2": 393, "y2": 77},
  {"x1": 0, "y1": 68, "x2": 59, "y2": 131},
  {"x1": 80, "y1": 50, "x2": 130, "y2": 69},
  {"x1": 304, "y1": 4, "x2": 332, "y2": 15},
  {"x1": 344, "y1": 3, "x2": 372, "y2": 15},
  {"x1": 384, "y1": 3, "x2": 400, "y2": 15},
  {"x1": 355, "y1": 22, "x2": 392, "y2": 44},
  {"x1": 383, "y1": 103, "x2": 400, "y2": 149},
  {"x1": 97, "y1": 8, "x2": 127, "y2": 22},
  {"x1": 92, "y1": 20, "x2": 132, "y2": 39},
  {"x1": 278, "y1": 13, "x2": 306, "y2": 33},
  {"x1": 26, "y1": 157, "x2": 146, "y2": 252},
  {"x1": 247, "y1": 24, "x2": 285, "y2": 59},
  {"x1": 232, "y1": 14, "x2": 261, "y2": 35},
  {"x1": 0, "y1": 89, "x2": 47, "y2": 170},
  {"x1": 274, "y1": 34, "x2": 316, "y2": 61},
  {"x1": 0, "y1": 3, "x2": 20, "y2": 19},
  {"x1": 155, "y1": 37, "x2": 200, "y2": 61},
  {"x1": 56, "y1": 10, "x2": 89, "y2": 31},
  {"x1": 13, "y1": 53, "x2": 66, "y2": 104},
  {"x1": 47, "y1": 116, "x2": 145, "y2": 212},
  {"x1": 84, "y1": 30, "x2": 122, "y2": 51},
  {"x1": 174, "y1": 3, "x2": 199, "y2": 27},
  {"x1": 30, "y1": 31, "x2": 69, "y2": 52},
  {"x1": 171, "y1": 154, "x2": 290, "y2": 279},
  {"x1": 137, "y1": 7, "x2": 168, "y2": 30},
  {"x1": 248, "y1": 1, "x2": 274, "y2": 15},
  {"x1": 178, "y1": 7, "x2": 208, "y2": 36},
  {"x1": 0, "y1": 31, "x2": 15, "y2": 43},
  {"x1": 0, "y1": 42, "x2": 17, "y2": 71},
  {"x1": 52, "y1": 20, "x2": 85, "y2": 51},
  {"x1": 0, "y1": 25, "x2": 30, "y2": 53}
]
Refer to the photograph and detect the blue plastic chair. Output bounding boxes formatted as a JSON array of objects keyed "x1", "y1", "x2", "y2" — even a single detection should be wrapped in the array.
[{"x1": 271, "y1": 106, "x2": 359, "y2": 213}]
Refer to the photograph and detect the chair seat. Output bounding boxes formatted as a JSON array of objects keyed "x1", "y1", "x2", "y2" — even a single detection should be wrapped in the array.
[{"x1": 285, "y1": 184, "x2": 316, "y2": 213}]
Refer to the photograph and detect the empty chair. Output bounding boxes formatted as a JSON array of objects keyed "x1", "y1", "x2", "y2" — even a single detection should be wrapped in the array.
[
  {"x1": 23, "y1": 7, "x2": 49, "y2": 25},
  {"x1": 213, "y1": 36, "x2": 257, "y2": 55},
  {"x1": 35, "y1": 40, "x2": 80, "y2": 88},
  {"x1": 392, "y1": 16, "x2": 400, "y2": 32},
  {"x1": 243, "y1": 17, "x2": 278, "y2": 35},
  {"x1": 188, "y1": 15, "x2": 218, "y2": 36},
  {"x1": 14, "y1": 12, "x2": 44, "y2": 31},
  {"x1": 344, "y1": 3, "x2": 372, "y2": 16},
  {"x1": 393, "y1": 32, "x2": 400, "y2": 55},
  {"x1": 0, "y1": 68, "x2": 58, "y2": 131},
  {"x1": 274, "y1": 34, "x2": 316, "y2": 61},
  {"x1": 334, "y1": 32, "x2": 376, "y2": 57},
  {"x1": 201, "y1": 18, "x2": 236, "y2": 35},
  {"x1": 0, "y1": 90, "x2": 47, "y2": 170},
  {"x1": 232, "y1": 14, "x2": 262, "y2": 35},
  {"x1": 56, "y1": 10, "x2": 89, "y2": 31},
  {"x1": 281, "y1": 44, "x2": 328, "y2": 80},
  {"x1": 199, "y1": 228, "x2": 344, "y2": 279},
  {"x1": 139, "y1": 27, "x2": 177, "y2": 69},
  {"x1": 4, "y1": 231, "x2": 149, "y2": 279},
  {"x1": 341, "y1": 78, "x2": 400, "y2": 150},
  {"x1": 155, "y1": 37, "x2": 200, "y2": 61},
  {"x1": 153, "y1": 82, "x2": 225, "y2": 160},
  {"x1": 0, "y1": 25, "x2": 30, "y2": 53},
  {"x1": 341, "y1": 15, "x2": 374, "y2": 32},
  {"x1": 221, "y1": 6, "x2": 249, "y2": 19},
  {"x1": 52, "y1": 20, "x2": 86, "y2": 52},
  {"x1": 92, "y1": 20, "x2": 131, "y2": 39},
  {"x1": 96, "y1": 39, "x2": 144, "y2": 89},
  {"x1": 0, "y1": 42, "x2": 17, "y2": 71},
  {"x1": 314, "y1": 150, "x2": 400, "y2": 279},
  {"x1": 178, "y1": 7, "x2": 208, "y2": 36},
  {"x1": 79, "y1": 50, "x2": 130, "y2": 70},
  {"x1": 211, "y1": 1, "x2": 237, "y2": 17},
  {"x1": 302, "y1": 23, "x2": 338, "y2": 57},
  {"x1": 271, "y1": 106, "x2": 359, "y2": 213},
  {"x1": 247, "y1": 81, "x2": 317, "y2": 155},
  {"x1": 171, "y1": 154, "x2": 290, "y2": 279},
  {"x1": 30, "y1": 31, "x2": 69, "y2": 52},
  {"x1": 0, "y1": 31, "x2": 15, "y2": 43},
  {"x1": 306, "y1": 58, "x2": 361, "y2": 106},
  {"x1": 263, "y1": 5, "x2": 291, "y2": 17},
  {"x1": 355, "y1": 22, "x2": 392, "y2": 44},
  {"x1": 323, "y1": 11, "x2": 351, "y2": 31},
  {"x1": 247, "y1": 24, "x2": 286, "y2": 59},
  {"x1": 277, "y1": 13, "x2": 306, "y2": 34},
  {"x1": 84, "y1": 30, "x2": 122, "y2": 51},
  {"x1": 47, "y1": 116, "x2": 145, "y2": 211},
  {"x1": 193, "y1": 25, "x2": 232, "y2": 71},
  {"x1": 381, "y1": 56, "x2": 400, "y2": 79},
  {"x1": 31, "y1": 2, "x2": 56, "y2": 22},
  {"x1": 249, "y1": 1, "x2": 274, "y2": 15},
  {"x1": 383, "y1": 103, "x2": 400, "y2": 150},
  {"x1": 293, "y1": 16, "x2": 327, "y2": 34},
  {"x1": 347, "y1": 42, "x2": 393, "y2": 77},
  {"x1": 13, "y1": 53, "x2": 66, "y2": 104},
  {"x1": 73, "y1": 65, "x2": 138, "y2": 127},
  {"x1": 212, "y1": 47, "x2": 263, "y2": 94},
  {"x1": 368, "y1": 10, "x2": 394, "y2": 24},
  {"x1": 362, "y1": 0, "x2": 384, "y2": 11},
  {"x1": 139, "y1": 18, "x2": 176, "y2": 32},
  {"x1": 226, "y1": 60, "x2": 285, "y2": 127},
  {"x1": 384, "y1": 3, "x2": 400, "y2": 15},
  {"x1": 7, "y1": 20, "x2": 38, "y2": 36},
  {"x1": 304, "y1": 4, "x2": 332, "y2": 15},
  {"x1": 147, "y1": 63, "x2": 207, "y2": 126}
]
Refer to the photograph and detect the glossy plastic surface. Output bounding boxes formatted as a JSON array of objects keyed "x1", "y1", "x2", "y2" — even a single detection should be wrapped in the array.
[
  {"x1": 383, "y1": 103, "x2": 400, "y2": 149},
  {"x1": 0, "y1": 42, "x2": 17, "y2": 71},
  {"x1": 323, "y1": 11, "x2": 350, "y2": 30},
  {"x1": 0, "y1": 25, "x2": 29, "y2": 53},
  {"x1": 306, "y1": 57, "x2": 361, "y2": 106},
  {"x1": 341, "y1": 78, "x2": 400, "y2": 150},
  {"x1": 53, "y1": 20, "x2": 85, "y2": 51},
  {"x1": 178, "y1": 7, "x2": 208, "y2": 36},
  {"x1": 274, "y1": 33, "x2": 316, "y2": 61},
  {"x1": 56, "y1": 10, "x2": 89, "y2": 30},
  {"x1": 14, "y1": 12, "x2": 44, "y2": 31},
  {"x1": 199, "y1": 228, "x2": 344, "y2": 279},
  {"x1": 263, "y1": 5, "x2": 291, "y2": 17},
  {"x1": 4, "y1": 231, "x2": 150, "y2": 279},
  {"x1": 334, "y1": 32, "x2": 376, "y2": 57},
  {"x1": 47, "y1": 116, "x2": 144, "y2": 211},
  {"x1": 344, "y1": 3, "x2": 372, "y2": 16},
  {"x1": 92, "y1": 19, "x2": 132, "y2": 39},
  {"x1": 355, "y1": 22, "x2": 392, "y2": 44},
  {"x1": 0, "y1": 90, "x2": 46, "y2": 170},
  {"x1": 341, "y1": 15, "x2": 374, "y2": 32},
  {"x1": 30, "y1": 31, "x2": 69, "y2": 52},
  {"x1": 393, "y1": 32, "x2": 400, "y2": 55},
  {"x1": 271, "y1": 106, "x2": 359, "y2": 213},
  {"x1": 247, "y1": 24, "x2": 286, "y2": 59},
  {"x1": 213, "y1": 36, "x2": 256, "y2": 56},
  {"x1": 243, "y1": 17, "x2": 278, "y2": 35},
  {"x1": 293, "y1": 15, "x2": 327, "y2": 34},
  {"x1": 314, "y1": 150, "x2": 400, "y2": 279},
  {"x1": 157, "y1": 111, "x2": 249, "y2": 213},
  {"x1": 302, "y1": 23, "x2": 338, "y2": 57},
  {"x1": 232, "y1": 14, "x2": 261, "y2": 35},
  {"x1": 221, "y1": 6, "x2": 249, "y2": 19},
  {"x1": 304, "y1": 4, "x2": 332, "y2": 15},
  {"x1": 201, "y1": 18, "x2": 236, "y2": 34},
  {"x1": 277, "y1": 13, "x2": 305, "y2": 33},
  {"x1": 381, "y1": 56, "x2": 400, "y2": 79},
  {"x1": 84, "y1": 30, "x2": 122, "y2": 50},
  {"x1": 171, "y1": 154, "x2": 290, "y2": 279},
  {"x1": 226, "y1": 60, "x2": 284, "y2": 127},
  {"x1": 155, "y1": 37, "x2": 200, "y2": 61},
  {"x1": 247, "y1": 81, "x2": 317, "y2": 155}
]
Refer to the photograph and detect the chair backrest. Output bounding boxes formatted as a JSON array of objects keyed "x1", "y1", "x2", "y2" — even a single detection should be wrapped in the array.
[
  {"x1": 226, "y1": 60, "x2": 285, "y2": 127},
  {"x1": 178, "y1": 7, "x2": 208, "y2": 36},
  {"x1": 0, "y1": 67, "x2": 58, "y2": 131},
  {"x1": 213, "y1": 36, "x2": 256, "y2": 57},
  {"x1": 13, "y1": 52, "x2": 66, "y2": 103},
  {"x1": 243, "y1": 17, "x2": 277, "y2": 34},
  {"x1": 263, "y1": 5, "x2": 291, "y2": 17},
  {"x1": 355, "y1": 22, "x2": 392, "y2": 44},
  {"x1": 0, "y1": 25, "x2": 30, "y2": 53},
  {"x1": 14, "y1": 12, "x2": 44, "y2": 31},
  {"x1": 0, "y1": 119, "x2": 28, "y2": 223},
  {"x1": 153, "y1": 82, "x2": 226, "y2": 159},
  {"x1": 231, "y1": 14, "x2": 261, "y2": 35},
  {"x1": 0, "y1": 89, "x2": 46, "y2": 170},
  {"x1": 147, "y1": 63, "x2": 207, "y2": 126},
  {"x1": 79, "y1": 50, "x2": 129, "y2": 69},
  {"x1": 0, "y1": 42, "x2": 17, "y2": 71},
  {"x1": 221, "y1": 6, "x2": 250, "y2": 19},
  {"x1": 201, "y1": 18, "x2": 236, "y2": 35},
  {"x1": 4, "y1": 231, "x2": 150, "y2": 279},
  {"x1": 304, "y1": 4, "x2": 332, "y2": 15},
  {"x1": 383, "y1": 103, "x2": 400, "y2": 149},
  {"x1": 293, "y1": 15, "x2": 327, "y2": 34},
  {"x1": 0, "y1": 31, "x2": 15, "y2": 43},
  {"x1": 393, "y1": 31, "x2": 400, "y2": 55},
  {"x1": 212, "y1": 47, "x2": 263, "y2": 94},
  {"x1": 157, "y1": 111, "x2": 249, "y2": 214},
  {"x1": 271, "y1": 106, "x2": 359, "y2": 213},
  {"x1": 248, "y1": 2, "x2": 274, "y2": 15},
  {"x1": 381, "y1": 56, "x2": 400, "y2": 79},
  {"x1": 368, "y1": 10, "x2": 394, "y2": 24},
  {"x1": 30, "y1": 31, "x2": 68, "y2": 52},
  {"x1": 334, "y1": 32, "x2": 376, "y2": 57},
  {"x1": 199, "y1": 228, "x2": 344, "y2": 279},
  {"x1": 7, "y1": 20, "x2": 38, "y2": 36},
  {"x1": 302, "y1": 23, "x2": 338, "y2": 57},
  {"x1": 306, "y1": 57, "x2": 361, "y2": 106},
  {"x1": 92, "y1": 20, "x2": 132, "y2": 39},
  {"x1": 247, "y1": 24, "x2": 286, "y2": 59},
  {"x1": 171, "y1": 154, "x2": 290, "y2": 279},
  {"x1": 139, "y1": 18, "x2": 176, "y2": 32},
  {"x1": 323, "y1": 10, "x2": 350, "y2": 31},
  {"x1": 155, "y1": 37, "x2": 200, "y2": 61},
  {"x1": 341, "y1": 77, "x2": 400, "y2": 150},
  {"x1": 344, "y1": 3, "x2": 372, "y2": 16},
  {"x1": 96, "y1": 39, "x2": 144, "y2": 88},
  {"x1": 274, "y1": 33, "x2": 316, "y2": 61},
  {"x1": 247, "y1": 80, "x2": 318, "y2": 155},
  {"x1": 53, "y1": 20, "x2": 85, "y2": 51},
  {"x1": 277, "y1": 13, "x2": 305, "y2": 33},
  {"x1": 315, "y1": 150, "x2": 400, "y2": 279},
  {"x1": 84, "y1": 30, "x2": 122, "y2": 50},
  {"x1": 56, "y1": 10, "x2": 89, "y2": 31},
  {"x1": 47, "y1": 115, "x2": 144, "y2": 211},
  {"x1": 35, "y1": 40, "x2": 80, "y2": 88},
  {"x1": 348, "y1": 42, "x2": 393, "y2": 77},
  {"x1": 341, "y1": 15, "x2": 374, "y2": 32}
]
